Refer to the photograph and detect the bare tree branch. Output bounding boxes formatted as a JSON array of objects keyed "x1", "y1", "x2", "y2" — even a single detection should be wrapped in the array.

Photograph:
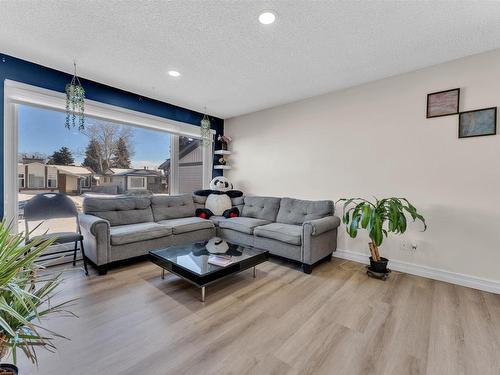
[{"x1": 80, "y1": 119, "x2": 135, "y2": 171}]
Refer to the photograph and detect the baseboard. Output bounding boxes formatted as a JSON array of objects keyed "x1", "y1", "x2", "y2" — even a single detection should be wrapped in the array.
[{"x1": 333, "y1": 249, "x2": 500, "y2": 295}]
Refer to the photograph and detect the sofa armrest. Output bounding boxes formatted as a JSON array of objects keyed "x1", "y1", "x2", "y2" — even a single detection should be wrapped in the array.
[
  {"x1": 302, "y1": 216, "x2": 340, "y2": 267},
  {"x1": 78, "y1": 214, "x2": 111, "y2": 266},
  {"x1": 303, "y1": 216, "x2": 341, "y2": 236},
  {"x1": 79, "y1": 213, "x2": 110, "y2": 235}
]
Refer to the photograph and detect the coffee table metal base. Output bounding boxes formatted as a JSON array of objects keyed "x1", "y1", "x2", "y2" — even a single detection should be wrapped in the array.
[
  {"x1": 150, "y1": 245, "x2": 268, "y2": 303},
  {"x1": 160, "y1": 266, "x2": 257, "y2": 302}
]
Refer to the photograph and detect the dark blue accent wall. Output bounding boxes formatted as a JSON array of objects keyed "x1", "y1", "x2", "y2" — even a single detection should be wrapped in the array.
[{"x1": 0, "y1": 53, "x2": 224, "y2": 218}]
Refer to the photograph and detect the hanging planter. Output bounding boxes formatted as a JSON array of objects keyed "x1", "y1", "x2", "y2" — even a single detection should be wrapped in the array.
[
  {"x1": 65, "y1": 62, "x2": 85, "y2": 131},
  {"x1": 200, "y1": 110, "x2": 211, "y2": 146}
]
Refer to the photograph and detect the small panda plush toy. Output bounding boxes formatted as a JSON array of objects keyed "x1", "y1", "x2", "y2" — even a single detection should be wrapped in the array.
[{"x1": 194, "y1": 177, "x2": 243, "y2": 219}]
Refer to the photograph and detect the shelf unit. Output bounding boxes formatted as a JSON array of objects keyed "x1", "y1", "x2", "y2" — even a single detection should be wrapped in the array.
[{"x1": 214, "y1": 150, "x2": 232, "y2": 155}]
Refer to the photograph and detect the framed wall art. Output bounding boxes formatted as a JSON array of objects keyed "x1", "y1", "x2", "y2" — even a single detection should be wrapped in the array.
[
  {"x1": 426, "y1": 88, "x2": 460, "y2": 118},
  {"x1": 458, "y1": 107, "x2": 497, "y2": 138}
]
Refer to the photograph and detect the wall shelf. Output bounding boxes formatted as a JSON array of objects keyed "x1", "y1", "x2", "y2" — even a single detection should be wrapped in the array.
[
  {"x1": 214, "y1": 150, "x2": 232, "y2": 155},
  {"x1": 214, "y1": 165, "x2": 232, "y2": 170}
]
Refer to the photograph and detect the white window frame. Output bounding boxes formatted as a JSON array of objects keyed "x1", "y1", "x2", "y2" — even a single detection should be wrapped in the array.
[
  {"x1": 47, "y1": 171, "x2": 57, "y2": 188},
  {"x1": 18, "y1": 172, "x2": 25, "y2": 188},
  {"x1": 28, "y1": 174, "x2": 45, "y2": 189},
  {"x1": 80, "y1": 176, "x2": 91, "y2": 188},
  {"x1": 4, "y1": 80, "x2": 215, "y2": 230},
  {"x1": 47, "y1": 179, "x2": 57, "y2": 188},
  {"x1": 127, "y1": 176, "x2": 147, "y2": 190}
]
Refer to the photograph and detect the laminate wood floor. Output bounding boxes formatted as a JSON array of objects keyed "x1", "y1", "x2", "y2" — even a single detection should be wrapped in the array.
[{"x1": 18, "y1": 257, "x2": 500, "y2": 375}]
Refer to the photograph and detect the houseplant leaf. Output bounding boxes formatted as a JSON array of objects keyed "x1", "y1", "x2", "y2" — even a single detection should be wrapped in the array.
[
  {"x1": 337, "y1": 197, "x2": 426, "y2": 256},
  {"x1": 0, "y1": 220, "x2": 75, "y2": 366}
]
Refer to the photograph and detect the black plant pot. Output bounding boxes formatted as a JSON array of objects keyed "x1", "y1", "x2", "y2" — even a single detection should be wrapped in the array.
[
  {"x1": 369, "y1": 256, "x2": 389, "y2": 274},
  {"x1": 0, "y1": 363, "x2": 18, "y2": 375}
]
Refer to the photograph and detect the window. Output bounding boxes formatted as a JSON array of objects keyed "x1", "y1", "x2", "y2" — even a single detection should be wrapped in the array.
[
  {"x1": 178, "y1": 137, "x2": 204, "y2": 194},
  {"x1": 5, "y1": 81, "x2": 213, "y2": 229},
  {"x1": 28, "y1": 174, "x2": 45, "y2": 188},
  {"x1": 47, "y1": 171, "x2": 57, "y2": 188},
  {"x1": 129, "y1": 176, "x2": 146, "y2": 189},
  {"x1": 80, "y1": 176, "x2": 91, "y2": 188}
]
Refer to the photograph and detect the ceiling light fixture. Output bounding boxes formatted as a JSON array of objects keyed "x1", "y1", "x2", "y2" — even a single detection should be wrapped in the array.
[
  {"x1": 168, "y1": 70, "x2": 181, "y2": 77},
  {"x1": 258, "y1": 11, "x2": 276, "y2": 25}
]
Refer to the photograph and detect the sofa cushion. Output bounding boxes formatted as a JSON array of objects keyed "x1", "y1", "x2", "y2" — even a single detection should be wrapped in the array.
[
  {"x1": 110, "y1": 222, "x2": 172, "y2": 246},
  {"x1": 84, "y1": 197, "x2": 153, "y2": 226},
  {"x1": 158, "y1": 217, "x2": 214, "y2": 234},
  {"x1": 219, "y1": 217, "x2": 270, "y2": 235},
  {"x1": 209, "y1": 215, "x2": 226, "y2": 226},
  {"x1": 151, "y1": 194, "x2": 195, "y2": 221},
  {"x1": 231, "y1": 196, "x2": 244, "y2": 213},
  {"x1": 192, "y1": 194, "x2": 207, "y2": 210},
  {"x1": 254, "y1": 223, "x2": 302, "y2": 246},
  {"x1": 276, "y1": 197, "x2": 334, "y2": 225},
  {"x1": 241, "y1": 196, "x2": 281, "y2": 222}
]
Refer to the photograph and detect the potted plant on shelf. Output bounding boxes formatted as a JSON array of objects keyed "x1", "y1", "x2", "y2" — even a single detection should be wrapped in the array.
[
  {"x1": 0, "y1": 221, "x2": 75, "y2": 374},
  {"x1": 217, "y1": 135, "x2": 231, "y2": 151},
  {"x1": 337, "y1": 197, "x2": 426, "y2": 276}
]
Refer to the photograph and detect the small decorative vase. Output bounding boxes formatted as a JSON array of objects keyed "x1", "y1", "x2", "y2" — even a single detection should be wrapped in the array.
[
  {"x1": 221, "y1": 142, "x2": 227, "y2": 151},
  {"x1": 0, "y1": 363, "x2": 18, "y2": 375}
]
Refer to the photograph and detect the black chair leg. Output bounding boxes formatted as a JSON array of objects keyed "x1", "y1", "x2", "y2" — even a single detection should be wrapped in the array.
[
  {"x1": 80, "y1": 239, "x2": 89, "y2": 276},
  {"x1": 73, "y1": 241, "x2": 78, "y2": 266}
]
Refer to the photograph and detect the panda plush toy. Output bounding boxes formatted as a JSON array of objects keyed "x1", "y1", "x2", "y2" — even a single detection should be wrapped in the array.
[{"x1": 194, "y1": 177, "x2": 243, "y2": 219}]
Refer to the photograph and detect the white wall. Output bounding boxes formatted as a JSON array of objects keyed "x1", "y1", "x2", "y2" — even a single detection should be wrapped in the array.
[{"x1": 226, "y1": 48, "x2": 500, "y2": 284}]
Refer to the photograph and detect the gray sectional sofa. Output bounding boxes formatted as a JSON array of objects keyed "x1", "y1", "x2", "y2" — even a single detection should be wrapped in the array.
[{"x1": 79, "y1": 194, "x2": 340, "y2": 275}]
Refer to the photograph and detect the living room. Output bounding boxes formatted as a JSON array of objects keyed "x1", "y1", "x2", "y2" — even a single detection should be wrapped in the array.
[{"x1": 0, "y1": 1, "x2": 499, "y2": 375}]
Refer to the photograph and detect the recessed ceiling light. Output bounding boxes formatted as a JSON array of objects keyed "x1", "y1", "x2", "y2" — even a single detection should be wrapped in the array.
[
  {"x1": 168, "y1": 70, "x2": 181, "y2": 77},
  {"x1": 258, "y1": 11, "x2": 276, "y2": 25}
]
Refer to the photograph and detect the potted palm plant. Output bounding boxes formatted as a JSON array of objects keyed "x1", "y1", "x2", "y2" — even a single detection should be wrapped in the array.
[
  {"x1": 0, "y1": 221, "x2": 75, "y2": 374},
  {"x1": 338, "y1": 197, "x2": 426, "y2": 275}
]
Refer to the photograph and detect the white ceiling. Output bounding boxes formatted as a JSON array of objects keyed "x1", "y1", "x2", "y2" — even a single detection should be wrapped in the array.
[{"x1": 1, "y1": 1, "x2": 500, "y2": 119}]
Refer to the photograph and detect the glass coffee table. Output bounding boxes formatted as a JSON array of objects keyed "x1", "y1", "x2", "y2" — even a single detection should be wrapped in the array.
[{"x1": 149, "y1": 240, "x2": 269, "y2": 302}]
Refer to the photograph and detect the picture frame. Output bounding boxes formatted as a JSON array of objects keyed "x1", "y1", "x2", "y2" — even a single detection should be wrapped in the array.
[
  {"x1": 426, "y1": 88, "x2": 460, "y2": 118},
  {"x1": 458, "y1": 107, "x2": 497, "y2": 139}
]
